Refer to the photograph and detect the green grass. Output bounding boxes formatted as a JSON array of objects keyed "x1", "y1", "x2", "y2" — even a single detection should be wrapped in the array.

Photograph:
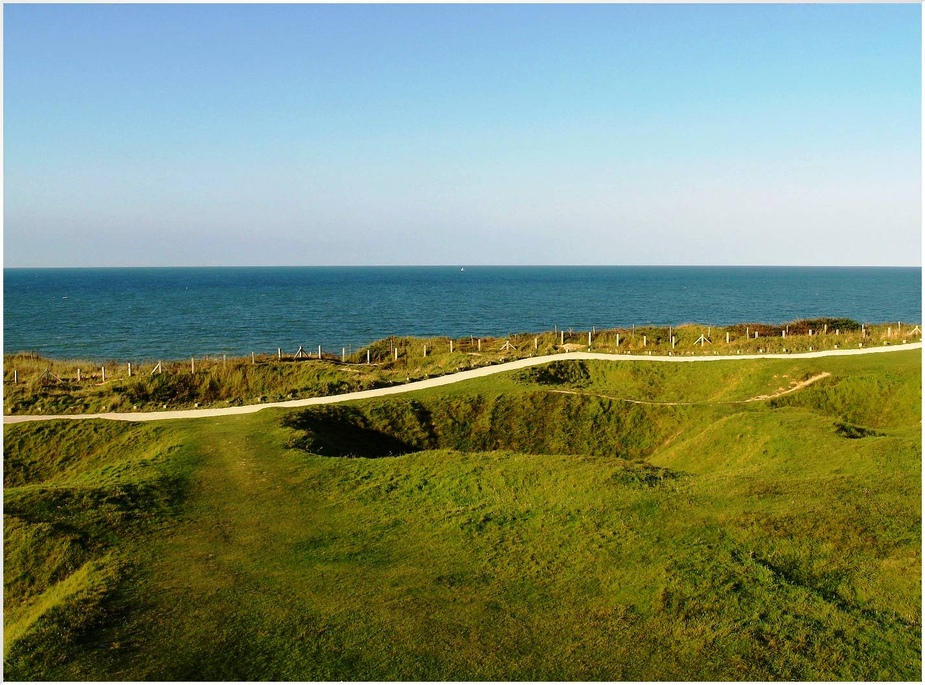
[
  {"x1": 3, "y1": 349, "x2": 920, "y2": 679},
  {"x1": 4, "y1": 320, "x2": 919, "y2": 415}
]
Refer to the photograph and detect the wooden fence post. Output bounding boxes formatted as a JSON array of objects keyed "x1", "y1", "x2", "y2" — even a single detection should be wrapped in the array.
[
  {"x1": 278, "y1": 348, "x2": 282, "y2": 360},
  {"x1": 77, "y1": 368, "x2": 81, "y2": 382},
  {"x1": 450, "y1": 340, "x2": 454, "y2": 353},
  {"x1": 342, "y1": 348, "x2": 346, "y2": 362},
  {"x1": 101, "y1": 366, "x2": 106, "y2": 382},
  {"x1": 423, "y1": 344, "x2": 427, "y2": 357},
  {"x1": 726, "y1": 332, "x2": 730, "y2": 344},
  {"x1": 128, "y1": 363, "x2": 132, "y2": 377},
  {"x1": 318, "y1": 345, "x2": 322, "y2": 359},
  {"x1": 643, "y1": 335, "x2": 647, "y2": 347},
  {"x1": 394, "y1": 348, "x2": 399, "y2": 361},
  {"x1": 191, "y1": 357, "x2": 195, "y2": 373},
  {"x1": 478, "y1": 339, "x2": 481, "y2": 351},
  {"x1": 615, "y1": 333, "x2": 620, "y2": 347},
  {"x1": 367, "y1": 350, "x2": 371, "y2": 364},
  {"x1": 14, "y1": 369, "x2": 18, "y2": 383},
  {"x1": 252, "y1": 352, "x2": 256, "y2": 364}
]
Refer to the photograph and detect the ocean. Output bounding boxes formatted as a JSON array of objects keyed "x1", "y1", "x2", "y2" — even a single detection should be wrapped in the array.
[{"x1": 3, "y1": 266, "x2": 921, "y2": 361}]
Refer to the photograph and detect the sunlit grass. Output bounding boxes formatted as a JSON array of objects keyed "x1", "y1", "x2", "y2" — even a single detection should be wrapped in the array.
[{"x1": 3, "y1": 349, "x2": 920, "y2": 679}]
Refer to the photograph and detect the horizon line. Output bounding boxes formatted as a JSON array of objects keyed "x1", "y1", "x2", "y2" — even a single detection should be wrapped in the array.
[{"x1": 3, "y1": 263, "x2": 922, "y2": 270}]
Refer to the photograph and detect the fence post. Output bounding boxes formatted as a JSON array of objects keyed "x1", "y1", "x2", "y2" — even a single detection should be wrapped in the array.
[
  {"x1": 342, "y1": 348, "x2": 346, "y2": 362},
  {"x1": 278, "y1": 348, "x2": 282, "y2": 360},
  {"x1": 101, "y1": 366, "x2": 106, "y2": 382},
  {"x1": 128, "y1": 362, "x2": 132, "y2": 377},
  {"x1": 367, "y1": 350, "x2": 371, "y2": 364},
  {"x1": 643, "y1": 335, "x2": 647, "y2": 347},
  {"x1": 252, "y1": 352, "x2": 256, "y2": 364},
  {"x1": 616, "y1": 333, "x2": 620, "y2": 347},
  {"x1": 726, "y1": 332, "x2": 730, "y2": 344},
  {"x1": 450, "y1": 340, "x2": 454, "y2": 353},
  {"x1": 478, "y1": 339, "x2": 481, "y2": 351},
  {"x1": 14, "y1": 369, "x2": 18, "y2": 383},
  {"x1": 77, "y1": 368, "x2": 81, "y2": 382},
  {"x1": 423, "y1": 344, "x2": 427, "y2": 357},
  {"x1": 318, "y1": 345, "x2": 322, "y2": 359},
  {"x1": 191, "y1": 357, "x2": 195, "y2": 373}
]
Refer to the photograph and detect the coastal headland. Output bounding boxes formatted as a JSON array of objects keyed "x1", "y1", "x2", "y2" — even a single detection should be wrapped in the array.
[
  {"x1": 4, "y1": 319, "x2": 921, "y2": 421},
  {"x1": 3, "y1": 322, "x2": 921, "y2": 680}
]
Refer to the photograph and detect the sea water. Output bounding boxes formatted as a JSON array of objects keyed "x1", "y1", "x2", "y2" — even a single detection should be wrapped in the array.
[{"x1": 3, "y1": 266, "x2": 921, "y2": 361}]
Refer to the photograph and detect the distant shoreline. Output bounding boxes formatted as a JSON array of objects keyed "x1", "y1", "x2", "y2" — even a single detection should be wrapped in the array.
[
  {"x1": 3, "y1": 318, "x2": 920, "y2": 365},
  {"x1": 5, "y1": 266, "x2": 920, "y2": 362}
]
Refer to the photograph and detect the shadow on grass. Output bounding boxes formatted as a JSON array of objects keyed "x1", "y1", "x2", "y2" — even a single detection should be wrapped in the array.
[{"x1": 282, "y1": 406, "x2": 421, "y2": 458}]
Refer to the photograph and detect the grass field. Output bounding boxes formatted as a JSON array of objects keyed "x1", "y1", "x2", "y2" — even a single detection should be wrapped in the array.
[
  {"x1": 3, "y1": 319, "x2": 917, "y2": 416},
  {"x1": 3, "y1": 349, "x2": 921, "y2": 679}
]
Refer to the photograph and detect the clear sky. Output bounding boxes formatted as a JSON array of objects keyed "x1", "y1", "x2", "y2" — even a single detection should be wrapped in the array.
[{"x1": 3, "y1": 3, "x2": 921, "y2": 267}]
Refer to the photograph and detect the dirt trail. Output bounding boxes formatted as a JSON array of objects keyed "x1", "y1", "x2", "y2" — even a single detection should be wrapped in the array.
[
  {"x1": 4, "y1": 343, "x2": 918, "y2": 425},
  {"x1": 549, "y1": 371, "x2": 832, "y2": 407}
]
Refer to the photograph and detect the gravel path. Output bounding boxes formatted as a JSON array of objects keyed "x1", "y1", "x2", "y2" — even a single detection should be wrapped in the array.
[{"x1": 4, "y1": 342, "x2": 920, "y2": 425}]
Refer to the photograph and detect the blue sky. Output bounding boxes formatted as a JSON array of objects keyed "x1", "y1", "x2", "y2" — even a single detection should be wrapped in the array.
[{"x1": 3, "y1": 3, "x2": 921, "y2": 267}]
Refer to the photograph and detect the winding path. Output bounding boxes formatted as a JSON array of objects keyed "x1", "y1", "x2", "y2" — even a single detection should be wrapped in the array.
[{"x1": 4, "y1": 343, "x2": 920, "y2": 425}]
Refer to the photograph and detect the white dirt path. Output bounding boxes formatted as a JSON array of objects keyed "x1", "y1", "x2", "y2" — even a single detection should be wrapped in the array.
[
  {"x1": 547, "y1": 371, "x2": 832, "y2": 407},
  {"x1": 4, "y1": 342, "x2": 920, "y2": 425}
]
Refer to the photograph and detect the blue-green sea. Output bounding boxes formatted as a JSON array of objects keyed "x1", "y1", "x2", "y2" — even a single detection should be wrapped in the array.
[{"x1": 3, "y1": 266, "x2": 921, "y2": 361}]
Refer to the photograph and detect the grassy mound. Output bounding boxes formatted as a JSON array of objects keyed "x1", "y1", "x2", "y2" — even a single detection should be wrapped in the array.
[
  {"x1": 3, "y1": 350, "x2": 920, "y2": 679},
  {"x1": 3, "y1": 421, "x2": 195, "y2": 679}
]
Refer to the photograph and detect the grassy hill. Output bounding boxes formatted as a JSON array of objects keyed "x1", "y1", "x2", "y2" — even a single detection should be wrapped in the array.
[
  {"x1": 3, "y1": 319, "x2": 917, "y2": 416},
  {"x1": 3, "y1": 349, "x2": 920, "y2": 679}
]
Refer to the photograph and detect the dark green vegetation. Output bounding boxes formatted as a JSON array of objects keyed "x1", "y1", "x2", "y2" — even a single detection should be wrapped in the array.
[
  {"x1": 4, "y1": 350, "x2": 921, "y2": 680},
  {"x1": 4, "y1": 319, "x2": 918, "y2": 416}
]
